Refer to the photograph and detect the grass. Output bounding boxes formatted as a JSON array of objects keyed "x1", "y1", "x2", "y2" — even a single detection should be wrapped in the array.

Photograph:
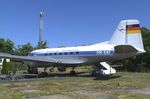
[{"x1": 0, "y1": 72, "x2": 150, "y2": 99}]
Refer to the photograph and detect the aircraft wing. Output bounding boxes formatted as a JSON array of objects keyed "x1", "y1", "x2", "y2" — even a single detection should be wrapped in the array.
[
  {"x1": 0, "y1": 53, "x2": 87, "y2": 64},
  {"x1": 0, "y1": 53, "x2": 58, "y2": 63}
]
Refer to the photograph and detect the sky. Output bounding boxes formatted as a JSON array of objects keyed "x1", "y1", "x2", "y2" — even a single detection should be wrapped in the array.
[{"x1": 0, "y1": 0, "x2": 150, "y2": 48}]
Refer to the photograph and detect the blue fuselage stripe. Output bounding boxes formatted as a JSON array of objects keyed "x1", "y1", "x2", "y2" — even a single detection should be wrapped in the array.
[{"x1": 30, "y1": 50, "x2": 114, "y2": 56}]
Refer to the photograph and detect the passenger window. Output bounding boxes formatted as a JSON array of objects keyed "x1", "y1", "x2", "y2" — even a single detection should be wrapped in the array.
[
  {"x1": 76, "y1": 52, "x2": 79, "y2": 54},
  {"x1": 64, "y1": 52, "x2": 67, "y2": 55},
  {"x1": 70, "y1": 52, "x2": 73, "y2": 54},
  {"x1": 59, "y1": 53, "x2": 62, "y2": 55},
  {"x1": 110, "y1": 51, "x2": 113, "y2": 54},
  {"x1": 54, "y1": 53, "x2": 57, "y2": 55}
]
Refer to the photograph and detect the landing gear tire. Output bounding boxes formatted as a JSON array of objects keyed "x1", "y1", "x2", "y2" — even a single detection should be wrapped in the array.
[
  {"x1": 27, "y1": 67, "x2": 38, "y2": 74},
  {"x1": 70, "y1": 70, "x2": 76, "y2": 76},
  {"x1": 27, "y1": 66, "x2": 31, "y2": 73},
  {"x1": 70, "y1": 67, "x2": 76, "y2": 76},
  {"x1": 39, "y1": 72, "x2": 48, "y2": 77},
  {"x1": 96, "y1": 64, "x2": 104, "y2": 80},
  {"x1": 38, "y1": 67, "x2": 48, "y2": 77}
]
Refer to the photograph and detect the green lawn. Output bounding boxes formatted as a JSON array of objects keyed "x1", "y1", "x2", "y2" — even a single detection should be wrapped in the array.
[{"x1": 0, "y1": 72, "x2": 150, "y2": 99}]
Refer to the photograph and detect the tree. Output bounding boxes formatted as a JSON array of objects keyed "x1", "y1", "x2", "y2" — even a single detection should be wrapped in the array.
[
  {"x1": 36, "y1": 41, "x2": 48, "y2": 49},
  {"x1": 14, "y1": 43, "x2": 34, "y2": 56},
  {"x1": 5, "y1": 62, "x2": 16, "y2": 74},
  {"x1": 57, "y1": 66, "x2": 67, "y2": 72},
  {"x1": 1, "y1": 59, "x2": 8, "y2": 74},
  {"x1": 0, "y1": 39, "x2": 14, "y2": 54}
]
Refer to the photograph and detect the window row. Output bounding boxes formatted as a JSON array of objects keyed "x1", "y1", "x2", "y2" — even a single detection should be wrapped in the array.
[
  {"x1": 45, "y1": 51, "x2": 79, "y2": 56},
  {"x1": 29, "y1": 51, "x2": 80, "y2": 56}
]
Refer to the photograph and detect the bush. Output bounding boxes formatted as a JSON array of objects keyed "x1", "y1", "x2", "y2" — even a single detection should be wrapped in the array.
[
  {"x1": 1, "y1": 59, "x2": 8, "y2": 74},
  {"x1": 1, "y1": 60, "x2": 28, "y2": 74},
  {"x1": 57, "y1": 66, "x2": 66, "y2": 72}
]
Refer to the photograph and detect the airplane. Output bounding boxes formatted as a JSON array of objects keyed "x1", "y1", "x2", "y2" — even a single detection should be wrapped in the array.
[{"x1": 0, "y1": 19, "x2": 145, "y2": 75}]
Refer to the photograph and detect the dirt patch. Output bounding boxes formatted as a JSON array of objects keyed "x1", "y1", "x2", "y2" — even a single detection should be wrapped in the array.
[
  {"x1": 76, "y1": 82, "x2": 94, "y2": 86},
  {"x1": 74, "y1": 90, "x2": 98, "y2": 95},
  {"x1": 129, "y1": 87, "x2": 150, "y2": 96},
  {"x1": 20, "y1": 89, "x2": 41, "y2": 93},
  {"x1": 95, "y1": 96, "x2": 117, "y2": 99},
  {"x1": 26, "y1": 94, "x2": 74, "y2": 99},
  {"x1": 6, "y1": 84, "x2": 32, "y2": 90},
  {"x1": 74, "y1": 90, "x2": 117, "y2": 99}
]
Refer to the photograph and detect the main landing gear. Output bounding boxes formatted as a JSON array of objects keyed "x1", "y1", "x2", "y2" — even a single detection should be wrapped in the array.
[
  {"x1": 38, "y1": 67, "x2": 48, "y2": 77},
  {"x1": 42, "y1": 67, "x2": 48, "y2": 76},
  {"x1": 27, "y1": 67, "x2": 38, "y2": 74},
  {"x1": 70, "y1": 67, "x2": 76, "y2": 76},
  {"x1": 27, "y1": 67, "x2": 48, "y2": 77},
  {"x1": 95, "y1": 64, "x2": 104, "y2": 80}
]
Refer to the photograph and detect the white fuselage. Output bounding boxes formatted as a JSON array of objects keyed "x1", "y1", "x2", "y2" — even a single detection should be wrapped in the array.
[{"x1": 25, "y1": 44, "x2": 137, "y2": 67}]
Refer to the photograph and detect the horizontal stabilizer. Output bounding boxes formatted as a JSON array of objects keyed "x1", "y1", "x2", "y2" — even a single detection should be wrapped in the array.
[{"x1": 114, "y1": 45, "x2": 138, "y2": 54}]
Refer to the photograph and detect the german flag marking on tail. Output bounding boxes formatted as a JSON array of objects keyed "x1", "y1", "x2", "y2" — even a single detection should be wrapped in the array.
[{"x1": 126, "y1": 24, "x2": 141, "y2": 34}]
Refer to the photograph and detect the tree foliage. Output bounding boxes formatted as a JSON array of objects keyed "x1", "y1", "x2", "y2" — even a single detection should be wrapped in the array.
[
  {"x1": 0, "y1": 39, "x2": 48, "y2": 55},
  {"x1": 14, "y1": 43, "x2": 34, "y2": 56},
  {"x1": 36, "y1": 41, "x2": 48, "y2": 49},
  {"x1": 1, "y1": 59, "x2": 8, "y2": 74},
  {"x1": 0, "y1": 39, "x2": 14, "y2": 54},
  {"x1": 57, "y1": 66, "x2": 66, "y2": 72},
  {"x1": 6, "y1": 62, "x2": 28, "y2": 72}
]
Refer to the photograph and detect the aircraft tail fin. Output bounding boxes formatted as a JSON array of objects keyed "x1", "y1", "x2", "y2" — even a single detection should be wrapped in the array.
[{"x1": 109, "y1": 19, "x2": 145, "y2": 52}]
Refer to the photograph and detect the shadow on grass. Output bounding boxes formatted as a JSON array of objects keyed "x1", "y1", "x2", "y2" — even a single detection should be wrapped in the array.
[
  {"x1": 42, "y1": 71, "x2": 88, "y2": 77},
  {"x1": 93, "y1": 75, "x2": 121, "y2": 80},
  {"x1": 37, "y1": 71, "x2": 121, "y2": 80}
]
